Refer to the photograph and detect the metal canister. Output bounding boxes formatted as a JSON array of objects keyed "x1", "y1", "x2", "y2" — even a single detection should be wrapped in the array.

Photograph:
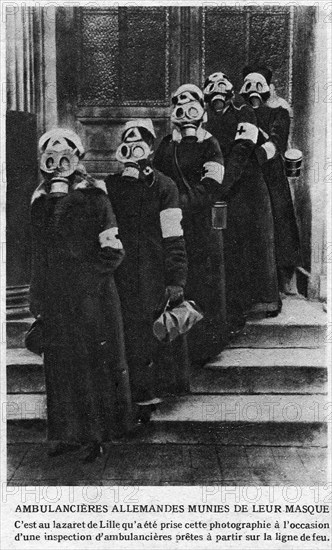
[
  {"x1": 284, "y1": 148, "x2": 303, "y2": 177},
  {"x1": 212, "y1": 201, "x2": 227, "y2": 229}
]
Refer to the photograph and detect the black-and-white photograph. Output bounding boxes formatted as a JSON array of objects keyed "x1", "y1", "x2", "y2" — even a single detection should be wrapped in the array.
[{"x1": 2, "y1": 0, "x2": 330, "y2": 497}]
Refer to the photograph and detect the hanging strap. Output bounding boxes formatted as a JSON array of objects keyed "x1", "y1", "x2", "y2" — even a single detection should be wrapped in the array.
[{"x1": 172, "y1": 141, "x2": 192, "y2": 194}]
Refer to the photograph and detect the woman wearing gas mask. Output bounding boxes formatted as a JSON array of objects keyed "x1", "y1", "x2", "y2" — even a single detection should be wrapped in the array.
[
  {"x1": 240, "y1": 65, "x2": 301, "y2": 294},
  {"x1": 105, "y1": 119, "x2": 188, "y2": 423},
  {"x1": 29, "y1": 129, "x2": 132, "y2": 462},
  {"x1": 153, "y1": 84, "x2": 226, "y2": 365},
  {"x1": 203, "y1": 72, "x2": 280, "y2": 332}
]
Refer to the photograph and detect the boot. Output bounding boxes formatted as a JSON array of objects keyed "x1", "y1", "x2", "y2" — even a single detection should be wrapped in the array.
[{"x1": 80, "y1": 442, "x2": 105, "y2": 463}]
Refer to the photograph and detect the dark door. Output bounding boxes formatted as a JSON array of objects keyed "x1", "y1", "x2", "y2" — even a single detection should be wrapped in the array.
[
  {"x1": 6, "y1": 111, "x2": 38, "y2": 291},
  {"x1": 57, "y1": 5, "x2": 292, "y2": 178}
]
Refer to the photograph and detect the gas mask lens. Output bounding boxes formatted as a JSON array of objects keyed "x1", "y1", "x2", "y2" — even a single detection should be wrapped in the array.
[
  {"x1": 59, "y1": 156, "x2": 70, "y2": 171},
  {"x1": 188, "y1": 106, "x2": 199, "y2": 118},
  {"x1": 120, "y1": 144, "x2": 130, "y2": 159},
  {"x1": 132, "y1": 145, "x2": 146, "y2": 159},
  {"x1": 46, "y1": 157, "x2": 54, "y2": 169}
]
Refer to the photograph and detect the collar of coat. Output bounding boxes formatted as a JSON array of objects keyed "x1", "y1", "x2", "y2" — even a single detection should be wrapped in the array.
[
  {"x1": 266, "y1": 96, "x2": 293, "y2": 114},
  {"x1": 171, "y1": 127, "x2": 212, "y2": 143},
  {"x1": 30, "y1": 177, "x2": 107, "y2": 204}
]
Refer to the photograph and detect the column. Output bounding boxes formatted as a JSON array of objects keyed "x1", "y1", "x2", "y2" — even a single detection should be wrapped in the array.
[{"x1": 308, "y1": 10, "x2": 328, "y2": 300}]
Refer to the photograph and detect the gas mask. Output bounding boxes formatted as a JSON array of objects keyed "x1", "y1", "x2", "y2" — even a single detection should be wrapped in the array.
[
  {"x1": 240, "y1": 72, "x2": 271, "y2": 108},
  {"x1": 171, "y1": 84, "x2": 205, "y2": 140},
  {"x1": 203, "y1": 72, "x2": 234, "y2": 112},
  {"x1": 39, "y1": 129, "x2": 85, "y2": 193},
  {"x1": 116, "y1": 119, "x2": 156, "y2": 180}
]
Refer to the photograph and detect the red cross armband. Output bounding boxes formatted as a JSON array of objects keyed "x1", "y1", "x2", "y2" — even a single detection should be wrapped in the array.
[{"x1": 235, "y1": 122, "x2": 258, "y2": 145}]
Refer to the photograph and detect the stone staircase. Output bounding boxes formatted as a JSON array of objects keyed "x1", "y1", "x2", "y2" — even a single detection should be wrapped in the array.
[
  {"x1": 6, "y1": 296, "x2": 328, "y2": 445},
  {"x1": 151, "y1": 297, "x2": 328, "y2": 439}
]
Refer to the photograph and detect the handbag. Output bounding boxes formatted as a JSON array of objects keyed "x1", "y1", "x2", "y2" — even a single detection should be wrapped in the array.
[
  {"x1": 25, "y1": 317, "x2": 44, "y2": 356},
  {"x1": 153, "y1": 299, "x2": 204, "y2": 343}
]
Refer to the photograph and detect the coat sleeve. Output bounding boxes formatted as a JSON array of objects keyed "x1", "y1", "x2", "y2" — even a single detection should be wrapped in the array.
[
  {"x1": 256, "y1": 107, "x2": 290, "y2": 165},
  {"x1": 184, "y1": 136, "x2": 224, "y2": 212},
  {"x1": 221, "y1": 104, "x2": 259, "y2": 198},
  {"x1": 29, "y1": 200, "x2": 46, "y2": 318},
  {"x1": 159, "y1": 176, "x2": 188, "y2": 288},
  {"x1": 155, "y1": 136, "x2": 224, "y2": 213},
  {"x1": 96, "y1": 193, "x2": 125, "y2": 273}
]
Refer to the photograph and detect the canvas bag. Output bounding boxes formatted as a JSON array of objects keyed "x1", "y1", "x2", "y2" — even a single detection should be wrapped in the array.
[{"x1": 153, "y1": 300, "x2": 204, "y2": 343}]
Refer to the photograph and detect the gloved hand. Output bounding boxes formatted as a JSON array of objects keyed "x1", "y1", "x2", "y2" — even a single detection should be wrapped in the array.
[{"x1": 165, "y1": 285, "x2": 184, "y2": 304}]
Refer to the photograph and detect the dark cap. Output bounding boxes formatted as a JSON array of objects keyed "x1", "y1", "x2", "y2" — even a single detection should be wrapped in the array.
[{"x1": 242, "y1": 65, "x2": 272, "y2": 85}]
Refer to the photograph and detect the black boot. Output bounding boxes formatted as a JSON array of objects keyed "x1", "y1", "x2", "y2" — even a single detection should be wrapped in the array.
[
  {"x1": 135, "y1": 404, "x2": 157, "y2": 426},
  {"x1": 48, "y1": 441, "x2": 80, "y2": 457},
  {"x1": 266, "y1": 296, "x2": 283, "y2": 318},
  {"x1": 228, "y1": 313, "x2": 247, "y2": 340},
  {"x1": 81, "y1": 442, "x2": 105, "y2": 463}
]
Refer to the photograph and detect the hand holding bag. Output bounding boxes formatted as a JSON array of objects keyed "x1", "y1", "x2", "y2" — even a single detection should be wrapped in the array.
[{"x1": 153, "y1": 300, "x2": 204, "y2": 343}]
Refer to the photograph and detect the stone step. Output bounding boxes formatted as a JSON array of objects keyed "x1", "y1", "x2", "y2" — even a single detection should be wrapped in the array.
[
  {"x1": 152, "y1": 394, "x2": 328, "y2": 423},
  {"x1": 7, "y1": 365, "x2": 45, "y2": 394},
  {"x1": 191, "y1": 368, "x2": 327, "y2": 395},
  {"x1": 6, "y1": 394, "x2": 47, "y2": 421},
  {"x1": 6, "y1": 318, "x2": 33, "y2": 348},
  {"x1": 7, "y1": 348, "x2": 43, "y2": 367},
  {"x1": 190, "y1": 347, "x2": 327, "y2": 394},
  {"x1": 7, "y1": 347, "x2": 327, "y2": 395},
  {"x1": 205, "y1": 347, "x2": 326, "y2": 368},
  {"x1": 229, "y1": 326, "x2": 325, "y2": 348},
  {"x1": 7, "y1": 307, "x2": 31, "y2": 320},
  {"x1": 7, "y1": 419, "x2": 328, "y2": 447},
  {"x1": 230, "y1": 297, "x2": 326, "y2": 348},
  {"x1": 6, "y1": 286, "x2": 30, "y2": 320},
  {"x1": 9, "y1": 364, "x2": 327, "y2": 395},
  {"x1": 6, "y1": 393, "x2": 328, "y2": 423}
]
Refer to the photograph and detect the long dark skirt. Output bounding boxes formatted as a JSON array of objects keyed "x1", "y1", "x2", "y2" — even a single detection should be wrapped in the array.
[
  {"x1": 119, "y1": 299, "x2": 189, "y2": 402},
  {"x1": 261, "y1": 157, "x2": 302, "y2": 274},
  {"x1": 224, "y1": 160, "x2": 279, "y2": 320},
  {"x1": 43, "y1": 278, "x2": 132, "y2": 443},
  {"x1": 181, "y1": 210, "x2": 227, "y2": 364}
]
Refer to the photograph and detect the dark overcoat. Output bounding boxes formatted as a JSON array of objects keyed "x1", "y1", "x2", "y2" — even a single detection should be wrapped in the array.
[
  {"x1": 254, "y1": 100, "x2": 301, "y2": 273},
  {"x1": 205, "y1": 95, "x2": 279, "y2": 320},
  {"x1": 30, "y1": 182, "x2": 132, "y2": 443},
  {"x1": 105, "y1": 170, "x2": 188, "y2": 400},
  {"x1": 154, "y1": 129, "x2": 227, "y2": 362}
]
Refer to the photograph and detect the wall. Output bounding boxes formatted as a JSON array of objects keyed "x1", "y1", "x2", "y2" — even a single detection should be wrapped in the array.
[
  {"x1": 292, "y1": 6, "x2": 328, "y2": 298},
  {"x1": 5, "y1": 6, "x2": 57, "y2": 300}
]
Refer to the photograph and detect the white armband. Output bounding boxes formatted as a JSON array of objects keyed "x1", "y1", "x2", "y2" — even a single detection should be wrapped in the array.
[
  {"x1": 160, "y1": 208, "x2": 183, "y2": 238},
  {"x1": 235, "y1": 122, "x2": 258, "y2": 144},
  {"x1": 202, "y1": 161, "x2": 224, "y2": 184},
  {"x1": 261, "y1": 141, "x2": 277, "y2": 161},
  {"x1": 99, "y1": 227, "x2": 123, "y2": 249}
]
